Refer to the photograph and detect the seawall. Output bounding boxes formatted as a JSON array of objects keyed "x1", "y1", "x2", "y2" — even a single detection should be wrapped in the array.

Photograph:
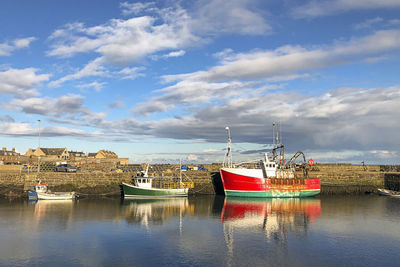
[
  {"x1": 0, "y1": 163, "x2": 397, "y2": 198},
  {"x1": 384, "y1": 173, "x2": 400, "y2": 191}
]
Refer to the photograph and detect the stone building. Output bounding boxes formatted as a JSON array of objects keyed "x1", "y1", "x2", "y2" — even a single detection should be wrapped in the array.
[
  {"x1": 25, "y1": 147, "x2": 70, "y2": 162},
  {"x1": 0, "y1": 147, "x2": 27, "y2": 164},
  {"x1": 87, "y1": 150, "x2": 128, "y2": 165},
  {"x1": 69, "y1": 151, "x2": 86, "y2": 161},
  {"x1": 95, "y1": 150, "x2": 118, "y2": 159}
]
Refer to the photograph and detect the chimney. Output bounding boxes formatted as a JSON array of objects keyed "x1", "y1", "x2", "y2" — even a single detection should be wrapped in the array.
[
  {"x1": 12, "y1": 148, "x2": 15, "y2": 152},
  {"x1": 2, "y1": 147, "x2": 6, "y2": 151}
]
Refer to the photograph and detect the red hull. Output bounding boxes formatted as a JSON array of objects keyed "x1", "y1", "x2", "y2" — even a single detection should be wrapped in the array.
[{"x1": 220, "y1": 168, "x2": 320, "y2": 197}]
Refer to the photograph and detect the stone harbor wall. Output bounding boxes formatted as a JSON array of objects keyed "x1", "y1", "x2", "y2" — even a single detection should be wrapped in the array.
[
  {"x1": 0, "y1": 163, "x2": 398, "y2": 198},
  {"x1": 384, "y1": 173, "x2": 400, "y2": 191}
]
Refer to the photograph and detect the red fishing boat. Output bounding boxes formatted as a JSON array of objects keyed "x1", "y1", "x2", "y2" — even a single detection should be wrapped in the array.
[{"x1": 220, "y1": 125, "x2": 320, "y2": 198}]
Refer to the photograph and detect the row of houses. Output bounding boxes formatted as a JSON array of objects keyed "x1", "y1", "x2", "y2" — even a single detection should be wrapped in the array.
[{"x1": 0, "y1": 147, "x2": 129, "y2": 165}]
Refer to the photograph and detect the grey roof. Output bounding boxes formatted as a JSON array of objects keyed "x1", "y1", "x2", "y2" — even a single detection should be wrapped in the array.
[{"x1": 40, "y1": 148, "x2": 66, "y2": 156}]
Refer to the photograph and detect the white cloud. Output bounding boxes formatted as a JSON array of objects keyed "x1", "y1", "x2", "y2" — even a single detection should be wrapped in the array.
[
  {"x1": 203, "y1": 148, "x2": 218, "y2": 153},
  {"x1": 47, "y1": 8, "x2": 198, "y2": 65},
  {"x1": 183, "y1": 30, "x2": 400, "y2": 82},
  {"x1": 133, "y1": 80, "x2": 255, "y2": 116},
  {"x1": 77, "y1": 81, "x2": 106, "y2": 92},
  {"x1": 0, "y1": 122, "x2": 33, "y2": 135},
  {"x1": 187, "y1": 154, "x2": 198, "y2": 161},
  {"x1": 354, "y1": 17, "x2": 384, "y2": 30},
  {"x1": 135, "y1": 30, "x2": 400, "y2": 116},
  {"x1": 49, "y1": 59, "x2": 145, "y2": 87},
  {"x1": 12, "y1": 94, "x2": 88, "y2": 117},
  {"x1": 189, "y1": 0, "x2": 271, "y2": 35},
  {"x1": 0, "y1": 68, "x2": 50, "y2": 98},
  {"x1": 13, "y1": 37, "x2": 36, "y2": 49},
  {"x1": 49, "y1": 58, "x2": 108, "y2": 87},
  {"x1": 11, "y1": 97, "x2": 49, "y2": 114},
  {"x1": 388, "y1": 19, "x2": 400, "y2": 25},
  {"x1": 293, "y1": 0, "x2": 400, "y2": 18},
  {"x1": 129, "y1": 85, "x2": 400, "y2": 163},
  {"x1": 152, "y1": 50, "x2": 186, "y2": 60},
  {"x1": 118, "y1": 67, "x2": 145, "y2": 80},
  {"x1": 45, "y1": 1, "x2": 272, "y2": 87},
  {"x1": 120, "y1": 1, "x2": 155, "y2": 16},
  {"x1": 108, "y1": 100, "x2": 125, "y2": 109},
  {"x1": 47, "y1": 1, "x2": 270, "y2": 64},
  {"x1": 0, "y1": 115, "x2": 15, "y2": 122},
  {"x1": 0, "y1": 122, "x2": 101, "y2": 138},
  {"x1": 0, "y1": 37, "x2": 36, "y2": 56},
  {"x1": 4, "y1": 83, "x2": 400, "y2": 163},
  {"x1": 370, "y1": 150, "x2": 398, "y2": 158}
]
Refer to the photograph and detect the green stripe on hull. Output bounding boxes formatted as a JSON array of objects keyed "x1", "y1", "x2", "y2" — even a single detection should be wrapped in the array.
[
  {"x1": 224, "y1": 189, "x2": 320, "y2": 198},
  {"x1": 122, "y1": 183, "x2": 187, "y2": 198}
]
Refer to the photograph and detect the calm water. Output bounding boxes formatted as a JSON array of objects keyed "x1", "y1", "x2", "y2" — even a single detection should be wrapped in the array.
[{"x1": 0, "y1": 195, "x2": 399, "y2": 267}]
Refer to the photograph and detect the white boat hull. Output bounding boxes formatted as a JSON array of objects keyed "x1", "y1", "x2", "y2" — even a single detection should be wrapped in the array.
[
  {"x1": 378, "y1": 188, "x2": 400, "y2": 198},
  {"x1": 122, "y1": 182, "x2": 188, "y2": 198},
  {"x1": 28, "y1": 190, "x2": 76, "y2": 200}
]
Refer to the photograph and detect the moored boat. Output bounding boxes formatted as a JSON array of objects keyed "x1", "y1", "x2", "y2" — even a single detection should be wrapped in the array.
[
  {"x1": 122, "y1": 164, "x2": 193, "y2": 198},
  {"x1": 27, "y1": 120, "x2": 76, "y2": 201},
  {"x1": 28, "y1": 182, "x2": 76, "y2": 200},
  {"x1": 220, "y1": 125, "x2": 320, "y2": 198},
  {"x1": 122, "y1": 180, "x2": 189, "y2": 198},
  {"x1": 378, "y1": 188, "x2": 400, "y2": 198}
]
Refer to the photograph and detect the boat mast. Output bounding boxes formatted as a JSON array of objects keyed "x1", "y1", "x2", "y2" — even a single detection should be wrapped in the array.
[
  {"x1": 37, "y1": 119, "x2": 41, "y2": 175},
  {"x1": 144, "y1": 163, "x2": 149, "y2": 177},
  {"x1": 272, "y1": 122, "x2": 285, "y2": 166},
  {"x1": 223, "y1": 127, "x2": 233, "y2": 168},
  {"x1": 179, "y1": 159, "x2": 182, "y2": 184}
]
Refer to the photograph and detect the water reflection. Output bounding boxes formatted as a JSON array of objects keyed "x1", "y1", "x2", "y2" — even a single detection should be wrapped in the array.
[
  {"x1": 119, "y1": 196, "x2": 321, "y2": 239},
  {"x1": 220, "y1": 198, "x2": 321, "y2": 266},
  {"x1": 121, "y1": 198, "x2": 193, "y2": 229},
  {"x1": 221, "y1": 198, "x2": 321, "y2": 232},
  {"x1": 1, "y1": 196, "x2": 400, "y2": 266}
]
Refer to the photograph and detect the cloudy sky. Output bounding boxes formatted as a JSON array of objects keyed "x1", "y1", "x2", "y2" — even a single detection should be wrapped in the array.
[{"x1": 1, "y1": 0, "x2": 400, "y2": 164}]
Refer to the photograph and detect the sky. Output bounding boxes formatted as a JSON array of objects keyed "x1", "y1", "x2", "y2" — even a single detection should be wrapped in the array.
[{"x1": 0, "y1": 0, "x2": 400, "y2": 164}]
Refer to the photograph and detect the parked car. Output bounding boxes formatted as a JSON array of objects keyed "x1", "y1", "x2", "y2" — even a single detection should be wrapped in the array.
[{"x1": 55, "y1": 164, "x2": 78, "y2": 172}]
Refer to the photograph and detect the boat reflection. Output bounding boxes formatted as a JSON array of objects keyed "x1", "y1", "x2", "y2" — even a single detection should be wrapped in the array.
[
  {"x1": 221, "y1": 198, "x2": 321, "y2": 265},
  {"x1": 29, "y1": 199, "x2": 76, "y2": 231},
  {"x1": 121, "y1": 198, "x2": 194, "y2": 229},
  {"x1": 221, "y1": 197, "x2": 321, "y2": 239}
]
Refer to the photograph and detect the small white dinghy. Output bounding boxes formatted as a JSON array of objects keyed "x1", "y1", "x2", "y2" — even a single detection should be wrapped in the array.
[
  {"x1": 377, "y1": 188, "x2": 400, "y2": 198},
  {"x1": 28, "y1": 181, "x2": 76, "y2": 200}
]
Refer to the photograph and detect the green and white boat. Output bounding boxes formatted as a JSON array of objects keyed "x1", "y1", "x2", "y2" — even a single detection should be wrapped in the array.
[
  {"x1": 122, "y1": 179, "x2": 189, "y2": 198},
  {"x1": 121, "y1": 164, "x2": 192, "y2": 198}
]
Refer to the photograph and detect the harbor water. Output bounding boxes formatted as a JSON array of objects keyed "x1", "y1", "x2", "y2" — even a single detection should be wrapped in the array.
[{"x1": 0, "y1": 195, "x2": 399, "y2": 266}]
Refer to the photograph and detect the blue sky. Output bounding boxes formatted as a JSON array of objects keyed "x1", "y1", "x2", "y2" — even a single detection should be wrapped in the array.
[{"x1": 1, "y1": 0, "x2": 400, "y2": 164}]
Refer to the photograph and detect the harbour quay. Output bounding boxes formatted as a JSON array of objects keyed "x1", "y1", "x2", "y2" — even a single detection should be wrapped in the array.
[{"x1": 0, "y1": 163, "x2": 399, "y2": 198}]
